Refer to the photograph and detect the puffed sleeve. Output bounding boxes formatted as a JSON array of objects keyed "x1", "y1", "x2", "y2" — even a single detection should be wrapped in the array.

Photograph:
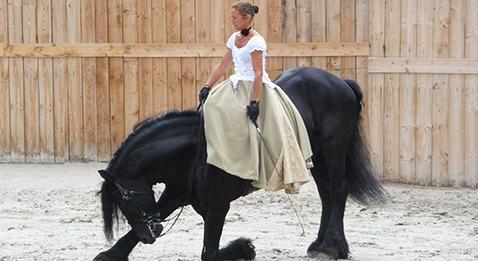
[
  {"x1": 226, "y1": 32, "x2": 236, "y2": 49},
  {"x1": 248, "y1": 36, "x2": 267, "y2": 53}
]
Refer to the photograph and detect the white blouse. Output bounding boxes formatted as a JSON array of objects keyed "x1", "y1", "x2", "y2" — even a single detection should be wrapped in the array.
[{"x1": 226, "y1": 32, "x2": 275, "y2": 90}]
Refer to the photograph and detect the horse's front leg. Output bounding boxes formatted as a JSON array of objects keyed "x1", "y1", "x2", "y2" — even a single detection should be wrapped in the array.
[
  {"x1": 155, "y1": 187, "x2": 188, "y2": 219},
  {"x1": 93, "y1": 230, "x2": 138, "y2": 261}
]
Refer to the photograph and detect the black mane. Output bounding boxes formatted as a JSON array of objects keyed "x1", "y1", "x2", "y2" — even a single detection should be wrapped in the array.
[{"x1": 106, "y1": 110, "x2": 200, "y2": 174}]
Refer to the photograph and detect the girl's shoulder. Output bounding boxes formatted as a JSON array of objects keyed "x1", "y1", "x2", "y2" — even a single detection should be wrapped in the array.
[
  {"x1": 226, "y1": 32, "x2": 240, "y2": 49},
  {"x1": 248, "y1": 33, "x2": 267, "y2": 51}
]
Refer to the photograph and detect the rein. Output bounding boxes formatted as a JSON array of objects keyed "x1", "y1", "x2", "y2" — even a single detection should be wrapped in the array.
[{"x1": 154, "y1": 106, "x2": 206, "y2": 237}]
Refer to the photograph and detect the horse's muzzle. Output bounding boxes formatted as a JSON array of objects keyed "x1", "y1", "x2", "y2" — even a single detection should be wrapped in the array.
[
  {"x1": 139, "y1": 223, "x2": 162, "y2": 244},
  {"x1": 143, "y1": 213, "x2": 163, "y2": 243},
  {"x1": 135, "y1": 214, "x2": 163, "y2": 244}
]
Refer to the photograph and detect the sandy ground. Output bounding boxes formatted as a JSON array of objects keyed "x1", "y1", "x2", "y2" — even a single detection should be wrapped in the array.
[{"x1": 0, "y1": 163, "x2": 477, "y2": 261}]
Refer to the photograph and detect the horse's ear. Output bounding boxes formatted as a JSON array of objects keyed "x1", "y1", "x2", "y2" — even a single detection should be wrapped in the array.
[{"x1": 98, "y1": 169, "x2": 112, "y2": 181}]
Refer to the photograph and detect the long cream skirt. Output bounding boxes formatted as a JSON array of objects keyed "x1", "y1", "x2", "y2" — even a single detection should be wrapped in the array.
[{"x1": 203, "y1": 79, "x2": 313, "y2": 194}]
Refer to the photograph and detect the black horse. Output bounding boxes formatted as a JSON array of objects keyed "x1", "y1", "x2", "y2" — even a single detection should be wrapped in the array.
[{"x1": 94, "y1": 67, "x2": 384, "y2": 261}]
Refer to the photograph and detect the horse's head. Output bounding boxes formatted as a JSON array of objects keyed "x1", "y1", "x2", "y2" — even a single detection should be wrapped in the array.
[
  {"x1": 97, "y1": 110, "x2": 201, "y2": 244},
  {"x1": 98, "y1": 169, "x2": 162, "y2": 244}
]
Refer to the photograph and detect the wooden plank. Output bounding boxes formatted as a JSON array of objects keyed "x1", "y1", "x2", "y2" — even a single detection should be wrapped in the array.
[
  {"x1": 23, "y1": 0, "x2": 40, "y2": 163},
  {"x1": 383, "y1": 0, "x2": 401, "y2": 182},
  {"x1": 180, "y1": 0, "x2": 196, "y2": 110},
  {"x1": 400, "y1": 0, "x2": 417, "y2": 183},
  {"x1": 95, "y1": 0, "x2": 110, "y2": 161},
  {"x1": 253, "y1": 0, "x2": 268, "y2": 41},
  {"x1": 138, "y1": 0, "x2": 154, "y2": 119},
  {"x1": 448, "y1": 0, "x2": 465, "y2": 187},
  {"x1": 271, "y1": 43, "x2": 368, "y2": 56},
  {"x1": 356, "y1": 0, "x2": 369, "y2": 142},
  {"x1": 311, "y1": 0, "x2": 327, "y2": 70},
  {"x1": 464, "y1": 0, "x2": 478, "y2": 187},
  {"x1": 195, "y1": 0, "x2": 210, "y2": 107},
  {"x1": 152, "y1": 0, "x2": 168, "y2": 113},
  {"x1": 368, "y1": 57, "x2": 478, "y2": 74},
  {"x1": 8, "y1": 0, "x2": 25, "y2": 162},
  {"x1": 369, "y1": 0, "x2": 385, "y2": 179},
  {"x1": 0, "y1": 0, "x2": 5, "y2": 42},
  {"x1": 52, "y1": 0, "x2": 68, "y2": 162},
  {"x1": 340, "y1": 0, "x2": 355, "y2": 80},
  {"x1": 283, "y1": 0, "x2": 297, "y2": 69},
  {"x1": 253, "y1": 0, "x2": 269, "y2": 81},
  {"x1": 432, "y1": 0, "x2": 450, "y2": 186},
  {"x1": 0, "y1": 56, "x2": 8, "y2": 162},
  {"x1": 0, "y1": 0, "x2": 10, "y2": 162},
  {"x1": 67, "y1": 0, "x2": 83, "y2": 161},
  {"x1": 38, "y1": 0, "x2": 54, "y2": 163},
  {"x1": 222, "y1": 0, "x2": 233, "y2": 76},
  {"x1": 0, "y1": 42, "x2": 371, "y2": 58},
  {"x1": 123, "y1": 0, "x2": 139, "y2": 134},
  {"x1": 268, "y1": 0, "x2": 283, "y2": 79},
  {"x1": 213, "y1": 0, "x2": 227, "y2": 81},
  {"x1": 326, "y1": 0, "x2": 341, "y2": 76},
  {"x1": 415, "y1": 0, "x2": 434, "y2": 185},
  {"x1": 81, "y1": 0, "x2": 97, "y2": 161},
  {"x1": 223, "y1": 0, "x2": 237, "y2": 39},
  {"x1": 166, "y1": 0, "x2": 182, "y2": 110},
  {"x1": 296, "y1": 0, "x2": 311, "y2": 67},
  {"x1": 108, "y1": 0, "x2": 125, "y2": 153}
]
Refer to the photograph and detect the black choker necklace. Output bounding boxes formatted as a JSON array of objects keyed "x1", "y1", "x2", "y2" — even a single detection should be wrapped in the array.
[{"x1": 240, "y1": 27, "x2": 252, "y2": 36}]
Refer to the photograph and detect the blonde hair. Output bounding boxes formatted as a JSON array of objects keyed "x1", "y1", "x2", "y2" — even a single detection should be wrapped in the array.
[{"x1": 232, "y1": 1, "x2": 259, "y2": 18}]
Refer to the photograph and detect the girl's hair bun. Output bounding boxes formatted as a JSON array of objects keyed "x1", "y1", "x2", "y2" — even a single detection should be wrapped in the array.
[{"x1": 253, "y1": 5, "x2": 259, "y2": 14}]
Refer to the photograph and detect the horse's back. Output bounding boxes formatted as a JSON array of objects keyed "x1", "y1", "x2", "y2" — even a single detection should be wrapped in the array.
[
  {"x1": 275, "y1": 67, "x2": 358, "y2": 109},
  {"x1": 274, "y1": 67, "x2": 360, "y2": 144}
]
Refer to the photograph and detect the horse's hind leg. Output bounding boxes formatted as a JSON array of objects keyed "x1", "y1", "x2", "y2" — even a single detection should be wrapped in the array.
[
  {"x1": 307, "y1": 154, "x2": 332, "y2": 247},
  {"x1": 307, "y1": 151, "x2": 349, "y2": 259},
  {"x1": 201, "y1": 204, "x2": 256, "y2": 261}
]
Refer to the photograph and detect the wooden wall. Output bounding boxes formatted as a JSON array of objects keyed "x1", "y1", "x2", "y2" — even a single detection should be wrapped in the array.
[
  {"x1": 367, "y1": 0, "x2": 478, "y2": 187},
  {"x1": 0, "y1": 0, "x2": 477, "y2": 187}
]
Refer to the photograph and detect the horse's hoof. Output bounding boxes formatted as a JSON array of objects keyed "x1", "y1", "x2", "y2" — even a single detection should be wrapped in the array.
[
  {"x1": 93, "y1": 252, "x2": 128, "y2": 261},
  {"x1": 307, "y1": 238, "x2": 349, "y2": 259},
  {"x1": 226, "y1": 237, "x2": 256, "y2": 260},
  {"x1": 307, "y1": 250, "x2": 335, "y2": 260},
  {"x1": 241, "y1": 238, "x2": 256, "y2": 260},
  {"x1": 93, "y1": 253, "x2": 110, "y2": 261}
]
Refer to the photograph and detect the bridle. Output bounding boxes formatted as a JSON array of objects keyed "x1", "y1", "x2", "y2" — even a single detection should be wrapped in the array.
[
  {"x1": 111, "y1": 181, "x2": 156, "y2": 219},
  {"x1": 109, "y1": 179, "x2": 164, "y2": 239}
]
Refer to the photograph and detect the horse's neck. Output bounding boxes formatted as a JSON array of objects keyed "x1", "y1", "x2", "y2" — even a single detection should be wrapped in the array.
[
  {"x1": 111, "y1": 115, "x2": 200, "y2": 182},
  {"x1": 153, "y1": 124, "x2": 201, "y2": 187}
]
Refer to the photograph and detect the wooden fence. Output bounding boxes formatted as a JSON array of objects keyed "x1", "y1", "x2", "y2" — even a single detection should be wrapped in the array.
[{"x1": 0, "y1": 0, "x2": 477, "y2": 187}]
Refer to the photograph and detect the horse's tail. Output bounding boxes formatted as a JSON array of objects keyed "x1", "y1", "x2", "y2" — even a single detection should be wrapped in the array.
[
  {"x1": 98, "y1": 181, "x2": 120, "y2": 241},
  {"x1": 344, "y1": 79, "x2": 386, "y2": 205}
]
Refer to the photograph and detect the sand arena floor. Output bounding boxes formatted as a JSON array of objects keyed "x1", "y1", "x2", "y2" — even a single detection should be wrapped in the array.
[{"x1": 0, "y1": 163, "x2": 477, "y2": 260}]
